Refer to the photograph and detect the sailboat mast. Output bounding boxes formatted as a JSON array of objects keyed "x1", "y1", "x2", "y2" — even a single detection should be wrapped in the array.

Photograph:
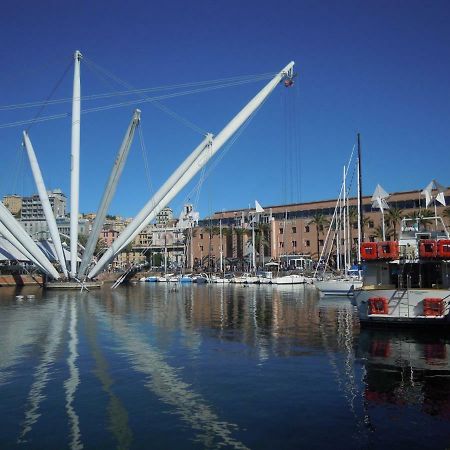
[
  {"x1": 70, "y1": 50, "x2": 82, "y2": 278},
  {"x1": 219, "y1": 218, "x2": 223, "y2": 274},
  {"x1": 343, "y1": 165, "x2": 347, "y2": 273},
  {"x1": 251, "y1": 213, "x2": 256, "y2": 273},
  {"x1": 357, "y1": 133, "x2": 363, "y2": 268}
]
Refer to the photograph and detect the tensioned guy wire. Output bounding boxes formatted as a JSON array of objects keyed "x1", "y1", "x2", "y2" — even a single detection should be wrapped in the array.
[{"x1": 0, "y1": 75, "x2": 273, "y2": 130}]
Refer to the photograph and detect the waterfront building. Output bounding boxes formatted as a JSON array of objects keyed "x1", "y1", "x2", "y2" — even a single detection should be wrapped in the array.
[{"x1": 191, "y1": 187, "x2": 450, "y2": 265}]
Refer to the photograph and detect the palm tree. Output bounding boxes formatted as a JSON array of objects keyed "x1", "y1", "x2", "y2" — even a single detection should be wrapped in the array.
[
  {"x1": 408, "y1": 209, "x2": 434, "y2": 230},
  {"x1": 255, "y1": 223, "x2": 271, "y2": 267},
  {"x1": 308, "y1": 213, "x2": 329, "y2": 259},
  {"x1": 386, "y1": 207, "x2": 404, "y2": 240},
  {"x1": 373, "y1": 224, "x2": 393, "y2": 241}
]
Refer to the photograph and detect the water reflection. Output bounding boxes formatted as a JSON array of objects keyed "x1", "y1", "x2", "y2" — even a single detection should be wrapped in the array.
[
  {"x1": 0, "y1": 284, "x2": 450, "y2": 448},
  {"x1": 18, "y1": 299, "x2": 68, "y2": 442},
  {"x1": 64, "y1": 298, "x2": 83, "y2": 450},
  {"x1": 90, "y1": 289, "x2": 249, "y2": 450},
  {"x1": 358, "y1": 329, "x2": 450, "y2": 418}
]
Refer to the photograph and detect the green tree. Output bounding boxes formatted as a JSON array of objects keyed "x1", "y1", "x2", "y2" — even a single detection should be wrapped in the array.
[
  {"x1": 373, "y1": 224, "x2": 393, "y2": 241},
  {"x1": 386, "y1": 207, "x2": 404, "y2": 240},
  {"x1": 408, "y1": 209, "x2": 434, "y2": 230}
]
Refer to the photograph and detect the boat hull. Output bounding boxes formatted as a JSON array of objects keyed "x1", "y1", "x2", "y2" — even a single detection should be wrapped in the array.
[
  {"x1": 314, "y1": 279, "x2": 362, "y2": 296},
  {"x1": 354, "y1": 288, "x2": 450, "y2": 327},
  {"x1": 272, "y1": 275, "x2": 305, "y2": 285}
]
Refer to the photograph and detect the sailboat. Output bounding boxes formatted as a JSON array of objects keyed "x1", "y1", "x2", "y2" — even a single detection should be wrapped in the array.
[{"x1": 314, "y1": 135, "x2": 363, "y2": 296}]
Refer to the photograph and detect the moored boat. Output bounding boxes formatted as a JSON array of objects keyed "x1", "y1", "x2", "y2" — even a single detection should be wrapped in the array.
[
  {"x1": 353, "y1": 216, "x2": 450, "y2": 327},
  {"x1": 314, "y1": 277, "x2": 363, "y2": 296},
  {"x1": 272, "y1": 274, "x2": 305, "y2": 285}
]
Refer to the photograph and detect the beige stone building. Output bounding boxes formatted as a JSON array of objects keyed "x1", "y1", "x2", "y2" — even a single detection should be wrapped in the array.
[{"x1": 2, "y1": 195, "x2": 22, "y2": 217}]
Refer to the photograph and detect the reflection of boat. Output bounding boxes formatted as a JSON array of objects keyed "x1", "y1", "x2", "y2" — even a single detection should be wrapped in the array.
[
  {"x1": 354, "y1": 216, "x2": 450, "y2": 327},
  {"x1": 357, "y1": 329, "x2": 450, "y2": 425}
]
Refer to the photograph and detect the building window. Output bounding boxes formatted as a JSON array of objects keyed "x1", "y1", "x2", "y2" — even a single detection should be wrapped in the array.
[
  {"x1": 305, "y1": 225, "x2": 310, "y2": 233},
  {"x1": 319, "y1": 239, "x2": 324, "y2": 246},
  {"x1": 279, "y1": 242, "x2": 284, "y2": 248},
  {"x1": 292, "y1": 240, "x2": 297, "y2": 248},
  {"x1": 368, "y1": 221, "x2": 374, "y2": 229},
  {"x1": 279, "y1": 228, "x2": 284, "y2": 234},
  {"x1": 369, "y1": 236, "x2": 375, "y2": 242},
  {"x1": 292, "y1": 226, "x2": 297, "y2": 234},
  {"x1": 200, "y1": 245, "x2": 204, "y2": 251},
  {"x1": 319, "y1": 225, "x2": 324, "y2": 232},
  {"x1": 305, "y1": 240, "x2": 310, "y2": 247},
  {"x1": 200, "y1": 233, "x2": 203, "y2": 239}
]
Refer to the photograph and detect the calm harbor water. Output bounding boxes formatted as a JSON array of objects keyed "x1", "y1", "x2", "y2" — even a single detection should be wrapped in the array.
[{"x1": 0, "y1": 283, "x2": 450, "y2": 449}]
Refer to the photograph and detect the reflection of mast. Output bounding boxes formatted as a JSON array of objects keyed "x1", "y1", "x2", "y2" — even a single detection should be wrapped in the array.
[
  {"x1": 96, "y1": 293, "x2": 248, "y2": 449},
  {"x1": 82, "y1": 300, "x2": 132, "y2": 448},
  {"x1": 318, "y1": 303, "x2": 372, "y2": 443},
  {"x1": 65, "y1": 300, "x2": 82, "y2": 449},
  {"x1": 18, "y1": 301, "x2": 67, "y2": 442}
]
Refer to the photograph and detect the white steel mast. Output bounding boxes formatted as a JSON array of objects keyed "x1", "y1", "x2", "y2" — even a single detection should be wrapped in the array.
[
  {"x1": 88, "y1": 61, "x2": 295, "y2": 280},
  {"x1": 342, "y1": 165, "x2": 347, "y2": 273},
  {"x1": 70, "y1": 50, "x2": 82, "y2": 278},
  {"x1": 0, "y1": 202, "x2": 60, "y2": 279},
  {"x1": 77, "y1": 109, "x2": 141, "y2": 278},
  {"x1": 219, "y1": 218, "x2": 223, "y2": 274},
  {"x1": 23, "y1": 131, "x2": 68, "y2": 278},
  {"x1": 0, "y1": 222, "x2": 46, "y2": 272}
]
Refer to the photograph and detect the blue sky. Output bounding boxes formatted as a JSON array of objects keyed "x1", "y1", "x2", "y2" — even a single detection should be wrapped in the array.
[{"x1": 1, "y1": 0, "x2": 449, "y2": 219}]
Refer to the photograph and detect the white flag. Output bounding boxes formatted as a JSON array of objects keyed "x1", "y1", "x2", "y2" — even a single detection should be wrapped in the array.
[
  {"x1": 255, "y1": 200, "x2": 264, "y2": 213},
  {"x1": 371, "y1": 184, "x2": 390, "y2": 213},
  {"x1": 421, "y1": 179, "x2": 446, "y2": 207}
]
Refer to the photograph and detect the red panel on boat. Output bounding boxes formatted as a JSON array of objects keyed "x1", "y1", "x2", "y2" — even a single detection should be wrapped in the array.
[
  {"x1": 361, "y1": 242, "x2": 378, "y2": 260},
  {"x1": 437, "y1": 240, "x2": 450, "y2": 259},
  {"x1": 377, "y1": 241, "x2": 399, "y2": 260},
  {"x1": 423, "y1": 298, "x2": 444, "y2": 316},
  {"x1": 419, "y1": 239, "x2": 437, "y2": 258},
  {"x1": 368, "y1": 297, "x2": 389, "y2": 315}
]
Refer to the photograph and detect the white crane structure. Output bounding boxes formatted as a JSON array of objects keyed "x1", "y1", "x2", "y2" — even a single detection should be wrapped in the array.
[
  {"x1": 0, "y1": 221, "x2": 46, "y2": 272},
  {"x1": 23, "y1": 131, "x2": 69, "y2": 278},
  {"x1": 70, "y1": 50, "x2": 82, "y2": 277},
  {"x1": 77, "y1": 109, "x2": 141, "y2": 278},
  {"x1": 0, "y1": 201, "x2": 60, "y2": 279},
  {"x1": 0, "y1": 52, "x2": 295, "y2": 285},
  {"x1": 87, "y1": 61, "x2": 295, "y2": 279}
]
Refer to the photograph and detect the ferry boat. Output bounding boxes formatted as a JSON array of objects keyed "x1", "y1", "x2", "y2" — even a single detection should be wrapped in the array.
[{"x1": 353, "y1": 216, "x2": 450, "y2": 327}]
